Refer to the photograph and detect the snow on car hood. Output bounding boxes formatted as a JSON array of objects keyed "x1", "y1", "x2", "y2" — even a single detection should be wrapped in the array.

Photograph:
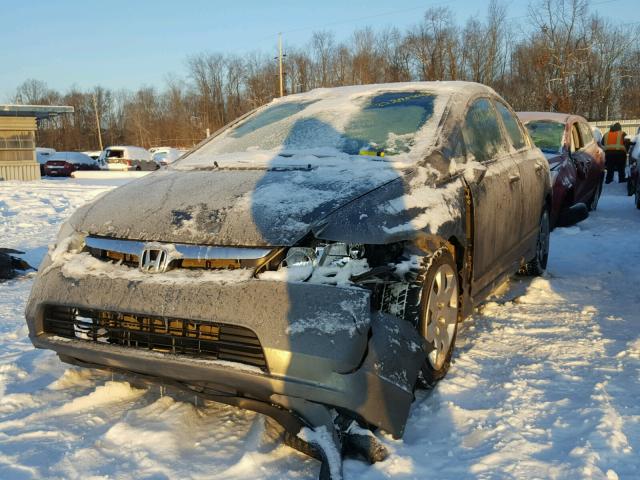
[{"x1": 68, "y1": 156, "x2": 407, "y2": 246}]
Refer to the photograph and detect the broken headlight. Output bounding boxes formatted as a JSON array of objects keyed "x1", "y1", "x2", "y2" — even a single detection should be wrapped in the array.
[
  {"x1": 52, "y1": 221, "x2": 86, "y2": 256},
  {"x1": 278, "y1": 243, "x2": 369, "y2": 284}
]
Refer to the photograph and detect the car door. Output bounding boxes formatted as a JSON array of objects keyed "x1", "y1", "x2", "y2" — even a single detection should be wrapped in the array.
[
  {"x1": 569, "y1": 122, "x2": 592, "y2": 203},
  {"x1": 494, "y1": 100, "x2": 546, "y2": 247},
  {"x1": 577, "y1": 121, "x2": 603, "y2": 200},
  {"x1": 461, "y1": 97, "x2": 523, "y2": 295}
]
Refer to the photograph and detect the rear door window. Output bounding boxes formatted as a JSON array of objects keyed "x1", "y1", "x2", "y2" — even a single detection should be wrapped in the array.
[
  {"x1": 462, "y1": 98, "x2": 508, "y2": 163},
  {"x1": 495, "y1": 101, "x2": 526, "y2": 150}
]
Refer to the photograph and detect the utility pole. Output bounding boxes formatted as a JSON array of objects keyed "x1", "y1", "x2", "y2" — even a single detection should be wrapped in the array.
[
  {"x1": 92, "y1": 93, "x2": 103, "y2": 151},
  {"x1": 278, "y1": 32, "x2": 284, "y2": 97}
]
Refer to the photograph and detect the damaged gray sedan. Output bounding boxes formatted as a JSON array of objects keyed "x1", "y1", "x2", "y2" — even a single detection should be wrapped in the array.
[{"x1": 26, "y1": 82, "x2": 551, "y2": 479}]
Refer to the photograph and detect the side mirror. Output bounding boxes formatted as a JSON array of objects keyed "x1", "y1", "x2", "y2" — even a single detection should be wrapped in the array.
[{"x1": 463, "y1": 163, "x2": 487, "y2": 184}]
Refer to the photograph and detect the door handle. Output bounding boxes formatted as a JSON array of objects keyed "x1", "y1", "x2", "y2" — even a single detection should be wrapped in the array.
[{"x1": 509, "y1": 173, "x2": 521, "y2": 183}]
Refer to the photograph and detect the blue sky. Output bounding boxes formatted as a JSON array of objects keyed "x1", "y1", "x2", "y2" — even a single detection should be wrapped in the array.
[{"x1": 1, "y1": 0, "x2": 638, "y2": 101}]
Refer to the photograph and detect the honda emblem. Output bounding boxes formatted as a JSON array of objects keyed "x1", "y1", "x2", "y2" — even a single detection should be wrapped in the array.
[{"x1": 139, "y1": 245, "x2": 172, "y2": 273}]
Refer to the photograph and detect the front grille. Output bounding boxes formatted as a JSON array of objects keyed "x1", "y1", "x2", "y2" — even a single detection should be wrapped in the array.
[
  {"x1": 43, "y1": 305, "x2": 267, "y2": 371},
  {"x1": 88, "y1": 249, "x2": 246, "y2": 270},
  {"x1": 83, "y1": 237, "x2": 283, "y2": 272}
]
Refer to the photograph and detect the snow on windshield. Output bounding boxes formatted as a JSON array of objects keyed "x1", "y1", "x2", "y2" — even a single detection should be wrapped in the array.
[{"x1": 176, "y1": 88, "x2": 449, "y2": 168}]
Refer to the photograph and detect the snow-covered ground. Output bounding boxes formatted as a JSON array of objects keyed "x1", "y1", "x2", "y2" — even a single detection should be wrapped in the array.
[{"x1": 0, "y1": 179, "x2": 638, "y2": 479}]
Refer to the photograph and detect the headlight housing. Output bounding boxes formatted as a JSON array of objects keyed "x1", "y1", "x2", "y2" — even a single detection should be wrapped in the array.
[
  {"x1": 50, "y1": 221, "x2": 86, "y2": 261},
  {"x1": 277, "y1": 242, "x2": 369, "y2": 284}
]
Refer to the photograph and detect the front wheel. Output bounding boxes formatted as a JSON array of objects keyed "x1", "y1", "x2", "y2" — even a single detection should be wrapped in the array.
[
  {"x1": 416, "y1": 248, "x2": 460, "y2": 388},
  {"x1": 520, "y1": 209, "x2": 550, "y2": 276}
]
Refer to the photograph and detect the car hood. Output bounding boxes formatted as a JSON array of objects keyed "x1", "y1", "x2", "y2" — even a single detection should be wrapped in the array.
[
  {"x1": 69, "y1": 159, "x2": 407, "y2": 247},
  {"x1": 542, "y1": 151, "x2": 564, "y2": 169}
]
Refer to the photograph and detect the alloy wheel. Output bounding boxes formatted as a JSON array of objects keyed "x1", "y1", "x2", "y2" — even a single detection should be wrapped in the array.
[{"x1": 423, "y1": 263, "x2": 459, "y2": 370}]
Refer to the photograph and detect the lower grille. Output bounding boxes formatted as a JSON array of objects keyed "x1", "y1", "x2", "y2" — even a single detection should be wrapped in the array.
[{"x1": 43, "y1": 306, "x2": 267, "y2": 371}]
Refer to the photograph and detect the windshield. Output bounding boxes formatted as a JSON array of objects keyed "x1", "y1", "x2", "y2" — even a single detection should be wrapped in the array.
[
  {"x1": 524, "y1": 120, "x2": 565, "y2": 154},
  {"x1": 153, "y1": 151, "x2": 168, "y2": 161},
  {"x1": 178, "y1": 91, "x2": 439, "y2": 166}
]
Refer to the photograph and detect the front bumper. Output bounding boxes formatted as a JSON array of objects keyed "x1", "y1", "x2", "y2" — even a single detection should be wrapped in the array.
[{"x1": 26, "y1": 254, "x2": 425, "y2": 438}]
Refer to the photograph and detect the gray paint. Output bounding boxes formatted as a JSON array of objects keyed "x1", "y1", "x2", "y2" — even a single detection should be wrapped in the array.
[{"x1": 25, "y1": 263, "x2": 423, "y2": 437}]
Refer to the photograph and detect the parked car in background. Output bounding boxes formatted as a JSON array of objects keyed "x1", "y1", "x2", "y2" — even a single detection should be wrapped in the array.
[
  {"x1": 43, "y1": 152, "x2": 99, "y2": 177},
  {"x1": 35, "y1": 147, "x2": 56, "y2": 175},
  {"x1": 150, "y1": 147, "x2": 185, "y2": 166},
  {"x1": 518, "y1": 112, "x2": 605, "y2": 229},
  {"x1": 629, "y1": 138, "x2": 640, "y2": 208},
  {"x1": 100, "y1": 146, "x2": 154, "y2": 171},
  {"x1": 27, "y1": 82, "x2": 551, "y2": 477},
  {"x1": 592, "y1": 126, "x2": 603, "y2": 146},
  {"x1": 82, "y1": 150, "x2": 102, "y2": 161}
]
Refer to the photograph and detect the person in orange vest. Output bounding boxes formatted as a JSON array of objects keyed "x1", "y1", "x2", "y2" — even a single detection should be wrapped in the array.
[{"x1": 603, "y1": 122, "x2": 628, "y2": 184}]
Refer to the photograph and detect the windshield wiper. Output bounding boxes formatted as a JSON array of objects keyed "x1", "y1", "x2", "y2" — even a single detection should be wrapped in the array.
[{"x1": 268, "y1": 164, "x2": 316, "y2": 172}]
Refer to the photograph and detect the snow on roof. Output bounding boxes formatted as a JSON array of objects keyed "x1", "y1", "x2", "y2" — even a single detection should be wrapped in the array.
[
  {"x1": 274, "y1": 81, "x2": 494, "y2": 104},
  {"x1": 0, "y1": 104, "x2": 74, "y2": 119},
  {"x1": 50, "y1": 152, "x2": 96, "y2": 164}
]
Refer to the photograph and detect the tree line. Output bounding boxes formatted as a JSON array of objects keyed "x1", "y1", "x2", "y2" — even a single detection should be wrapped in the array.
[{"x1": 13, "y1": 0, "x2": 640, "y2": 152}]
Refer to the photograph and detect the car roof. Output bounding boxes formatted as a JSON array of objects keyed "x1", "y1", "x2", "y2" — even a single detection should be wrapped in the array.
[
  {"x1": 106, "y1": 146, "x2": 146, "y2": 150},
  {"x1": 517, "y1": 111, "x2": 587, "y2": 124},
  {"x1": 275, "y1": 81, "x2": 497, "y2": 103},
  {"x1": 50, "y1": 151, "x2": 95, "y2": 163}
]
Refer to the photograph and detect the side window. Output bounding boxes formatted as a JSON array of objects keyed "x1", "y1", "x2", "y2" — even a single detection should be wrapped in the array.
[
  {"x1": 495, "y1": 101, "x2": 526, "y2": 150},
  {"x1": 462, "y1": 98, "x2": 508, "y2": 163},
  {"x1": 570, "y1": 124, "x2": 582, "y2": 152},
  {"x1": 578, "y1": 122, "x2": 594, "y2": 145}
]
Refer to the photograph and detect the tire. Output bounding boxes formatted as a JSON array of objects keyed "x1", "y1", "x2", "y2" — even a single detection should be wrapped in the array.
[
  {"x1": 627, "y1": 179, "x2": 635, "y2": 197},
  {"x1": 589, "y1": 178, "x2": 603, "y2": 211},
  {"x1": 414, "y1": 248, "x2": 460, "y2": 388},
  {"x1": 520, "y1": 209, "x2": 550, "y2": 276}
]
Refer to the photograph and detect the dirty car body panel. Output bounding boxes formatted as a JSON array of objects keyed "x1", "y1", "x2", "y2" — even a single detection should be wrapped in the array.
[{"x1": 26, "y1": 82, "x2": 550, "y2": 477}]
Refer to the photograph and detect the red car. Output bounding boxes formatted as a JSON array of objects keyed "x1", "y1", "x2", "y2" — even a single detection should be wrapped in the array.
[
  {"x1": 518, "y1": 112, "x2": 605, "y2": 228},
  {"x1": 43, "y1": 152, "x2": 99, "y2": 177}
]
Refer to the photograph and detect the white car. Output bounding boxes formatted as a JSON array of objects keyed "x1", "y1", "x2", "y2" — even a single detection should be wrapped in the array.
[
  {"x1": 591, "y1": 126, "x2": 603, "y2": 145},
  {"x1": 82, "y1": 150, "x2": 102, "y2": 161},
  {"x1": 100, "y1": 146, "x2": 154, "y2": 171},
  {"x1": 151, "y1": 147, "x2": 186, "y2": 166}
]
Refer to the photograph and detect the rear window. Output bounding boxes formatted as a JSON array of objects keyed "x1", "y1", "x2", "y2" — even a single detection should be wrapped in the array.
[
  {"x1": 524, "y1": 121, "x2": 564, "y2": 154},
  {"x1": 106, "y1": 149, "x2": 124, "y2": 158}
]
